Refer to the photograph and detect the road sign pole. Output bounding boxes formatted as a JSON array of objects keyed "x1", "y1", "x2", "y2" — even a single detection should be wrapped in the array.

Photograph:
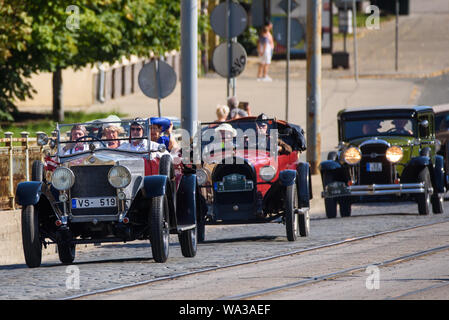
[
  {"x1": 352, "y1": 0, "x2": 358, "y2": 82},
  {"x1": 395, "y1": 0, "x2": 399, "y2": 71},
  {"x1": 154, "y1": 59, "x2": 162, "y2": 117},
  {"x1": 181, "y1": 0, "x2": 198, "y2": 135},
  {"x1": 226, "y1": 0, "x2": 231, "y2": 98},
  {"x1": 306, "y1": 0, "x2": 322, "y2": 174}
]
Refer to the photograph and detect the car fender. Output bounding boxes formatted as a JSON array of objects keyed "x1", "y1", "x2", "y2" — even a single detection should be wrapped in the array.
[
  {"x1": 279, "y1": 169, "x2": 297, "y2": 187},
  {"x1": 175, "y1": 174, "x2": 197, "y2": 228},
  {"x1": 319, "y1": 160, "x2": 341, "y2": 171},
  {"x1": 16, "y1": 181, "x2": 42, "y2": 206},
  {"x1": 401, "y1": 156, "x2": 433, "y2": 184},
  {"x1": 296, "y1": 162, "x2": 311, "y2": 208},
  {"x1": 142, "y1": 175, "x2": 168, "y2": 198},
  {"x1": 319, "y1": 160, "x2": 347, "y2": 185}
]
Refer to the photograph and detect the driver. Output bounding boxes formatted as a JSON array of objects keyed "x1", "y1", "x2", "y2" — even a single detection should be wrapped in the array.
[
  {"x1": 256, "y1": 113, "x2": 292, "y2": 155},
  {"x1": 214, "y1": 123, "x2": 237, "y2": 150},
  {"x1": 63, "y1": 125, "x2": 88, "y2": 155},
  {"x1": 118, "y1": 119, "x2": 150, "y2": 151},
  {"x1": 392, "y1": 119, "x2": 413, "y2": 135}
]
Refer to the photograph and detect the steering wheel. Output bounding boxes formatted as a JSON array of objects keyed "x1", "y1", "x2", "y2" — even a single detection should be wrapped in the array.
[{"x1": 75, "y1": 135, "x2": 107, "y2": 147}]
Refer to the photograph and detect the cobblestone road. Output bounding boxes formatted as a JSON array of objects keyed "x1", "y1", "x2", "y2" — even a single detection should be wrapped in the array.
[{"x1": 1, "y1": 201, "x2": 448, "y2": 300}]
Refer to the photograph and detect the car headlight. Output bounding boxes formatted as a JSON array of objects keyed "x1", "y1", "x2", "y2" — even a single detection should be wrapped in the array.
[
  {"x1": 51, "y1": 167, "x2": 75, "y2": 191},
  {"x1": 197, "y1": 169, "x2": 208, "y2": 186},
  {"x1": 108, "y1": 165, "x2": 131, "y2": 188},
  {"x1": 36, "y1": 132, "x2": 49, "y2": 146},
  {"x1": 260, "y1": 166, "x2": 276, "y2": 182},
  {"x1": 386, "y1": 146, "x2": 403, "y2": 163},
  {"x1": 343, "y1": 147, "x2": 362, "y2": 165}
]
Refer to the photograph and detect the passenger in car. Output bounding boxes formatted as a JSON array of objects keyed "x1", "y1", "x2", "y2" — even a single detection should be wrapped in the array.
[
  {"x1": 103, "y1": 124, "x2": 124, "y2": 149},
  {"x1": 362, "y1": 120, "x2": 381, "y2": 135},
  {"x1": 63, "y1": 125, "x2": 89, "y2": 155},
  {"x1": 150, "y1": 117, "x2": 179, "y2": 152}
]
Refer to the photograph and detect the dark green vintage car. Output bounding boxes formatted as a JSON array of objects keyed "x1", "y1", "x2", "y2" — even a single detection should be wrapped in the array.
[{"x1": 320, "y1": 106, "x2": 447, "y2": 218}]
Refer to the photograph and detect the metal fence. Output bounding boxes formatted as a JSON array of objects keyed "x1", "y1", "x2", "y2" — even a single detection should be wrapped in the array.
[{"x1": 0, "y1": 132, "x2": 49, "y2": 210}]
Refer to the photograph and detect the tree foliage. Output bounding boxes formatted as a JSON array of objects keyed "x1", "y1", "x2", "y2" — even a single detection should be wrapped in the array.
[{"x1": 0, "y1": 0, "x2": 187, "y2": 121}]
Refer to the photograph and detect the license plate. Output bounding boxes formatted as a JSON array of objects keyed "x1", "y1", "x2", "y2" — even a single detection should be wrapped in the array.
[
  {"x1": 367, "y1": 162, "x2": 382, "y2": 172},
  {"x1": 72, "y1": 197, "x2": 117, "y2": 209}
]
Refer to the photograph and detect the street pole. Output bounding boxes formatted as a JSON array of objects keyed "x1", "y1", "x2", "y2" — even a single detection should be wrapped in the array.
[
  {"x1": 395, "y1": 0, "x2": 399, "y2": 71},
  {"x1": 352, "y1": 0, "x2": 358, "y2": 82},
  {"x1": 306, "y1": 0, "x2": 322, "y2": 174},
  {"x1": 181, "y1": 0, "x2": 198, "y2": 136},
  {"x1": 226, "y1": 0, "x2": 232, "y2": 98},
  {"x1": 286, "y1": 0, "x2": 291, "y2": 122}
]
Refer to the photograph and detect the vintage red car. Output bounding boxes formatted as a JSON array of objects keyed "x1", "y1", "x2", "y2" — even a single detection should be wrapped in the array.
[{"x1": 195, "y1": 115, "x2": 312, "y2": 242}]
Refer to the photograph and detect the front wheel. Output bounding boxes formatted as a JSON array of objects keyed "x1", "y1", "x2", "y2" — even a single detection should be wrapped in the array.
[
  {"x1": 179, "y1": 227, "x2": 197, "y2": 258},
  {"x1": 431, "y1": 193, "x2": 444, "y2": 214},
  {"x1": 339, "y1": 198, "x2": 352, "y2": 217},
  {"x1": 417, "y1": 167, "x2": 432, "y2": 216},
  {"x1": 150, "y1": 195, "x2": 170, "y2": 263},
  {"x1": 298, "y1": 211, "x2": 310, "y2": 237},
  {"x1": 21, "y1": 205, "x2": 42, "y2": 268},
  {"x1": 57, "y1": 242, "x2": 76, "y2": 265},
  {"x1": 285, "y1": 183, "x2": 299, "y2": 241},
  {"x1": 322, "y1": 173, "x2": 337, "y2": 218}
]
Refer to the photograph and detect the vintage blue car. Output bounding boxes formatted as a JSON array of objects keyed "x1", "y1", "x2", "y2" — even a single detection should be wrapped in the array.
[{"x1": 16, "y1": 118, "x2": 198, "y2": 267}]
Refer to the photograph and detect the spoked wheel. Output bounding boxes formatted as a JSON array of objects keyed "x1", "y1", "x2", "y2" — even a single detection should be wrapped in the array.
[
  {"x1": 179, "y1": 227, "x2": 197, "y2": 258},
  {"x1": 298, "y1": 210, "x2": 310, "y2": 237},
  {"x1": 150, "y1": 195, "x2": 170, "y2": 263},
  {"x1": 417, "y1": 167, "x2": 432, "y2": 216},
  {"x1": 285, "y1": 183, "x2": 300, "y2": 241},
  {"x1": 21, "y1": 205, "x2": 42, "y2": 268},
  {"x1": 196, "y1": 194, "x2": 207, "y2": 243}
]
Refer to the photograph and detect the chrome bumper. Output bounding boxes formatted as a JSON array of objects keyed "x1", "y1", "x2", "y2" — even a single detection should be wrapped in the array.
[{"x1": 322, "y1": 182, "x2": 430, "y2": 198}]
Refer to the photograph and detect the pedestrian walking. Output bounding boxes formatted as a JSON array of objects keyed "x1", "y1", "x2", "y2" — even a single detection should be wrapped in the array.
[{"x1": 257, "y1": 22, "x2": 274, "y2": 82}]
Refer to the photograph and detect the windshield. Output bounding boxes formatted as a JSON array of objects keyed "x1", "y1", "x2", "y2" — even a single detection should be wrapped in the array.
[
  {"x1": 343, "y1": 118, "x2": 416, "y2": 140},
  {"x1": 200, "y1": 119, "x2": 277, "y2": 153},
  {"x1": 57, "y1": 118, "x2": 150, "y2": 156}
]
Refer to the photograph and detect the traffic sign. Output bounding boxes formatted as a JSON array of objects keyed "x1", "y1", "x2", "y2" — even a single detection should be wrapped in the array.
[
  {"x1": 212, "y1": 42, "x2": 247, "y2": 78},
  {"x1": 138, "y1": 60, "x2": 177, "y2": 100},
  {"x1": 273, "y1": 17, "x2": 304, "y2": 47},
  {"x1": 210, "y1": 2, "x2": 248, "y2": 39}
]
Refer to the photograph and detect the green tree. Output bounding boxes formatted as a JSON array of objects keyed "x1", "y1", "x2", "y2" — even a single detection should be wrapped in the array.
[
  {"x1": 0, "y1": 0, "x2": 34, "y2": 121},
  {"x1": 1, "y1": 0, "x2": 184, "y2": 122}
]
